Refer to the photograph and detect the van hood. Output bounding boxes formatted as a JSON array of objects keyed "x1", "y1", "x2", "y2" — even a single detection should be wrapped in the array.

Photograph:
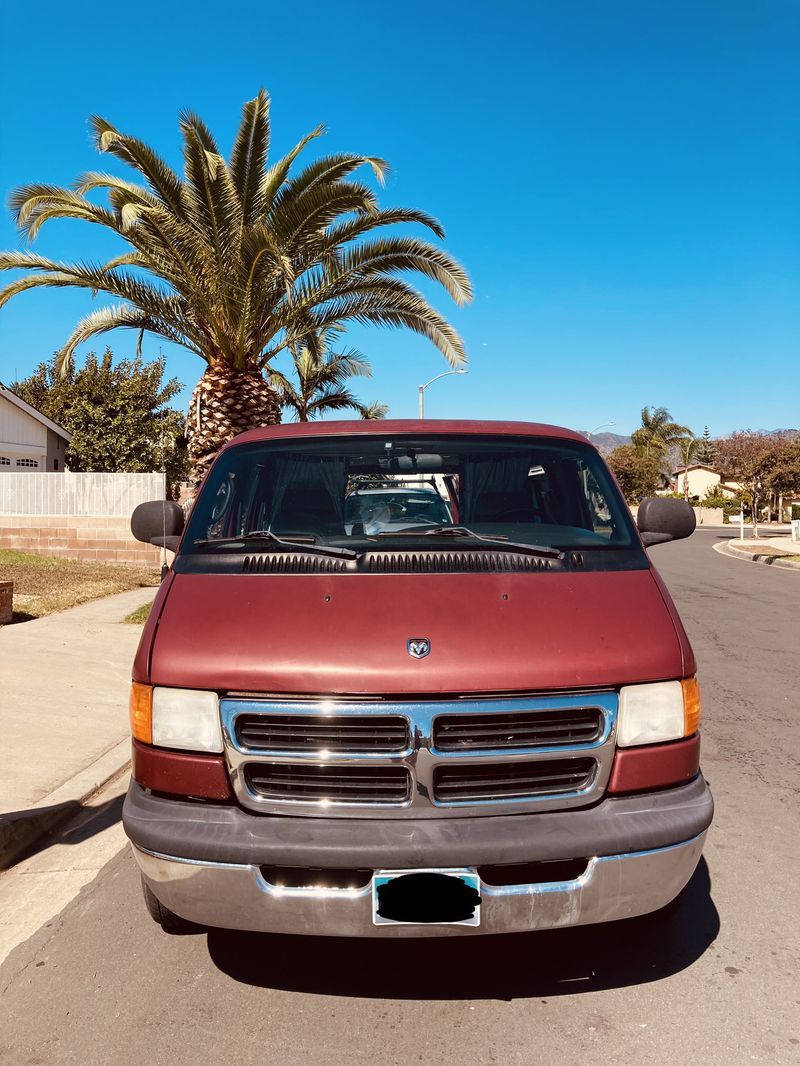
[{"x1": 145, "y1": 569, "x2": 688, "y2": 694}]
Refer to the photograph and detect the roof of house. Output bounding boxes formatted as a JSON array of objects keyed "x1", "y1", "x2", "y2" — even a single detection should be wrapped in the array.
[
  {"x1": 0, "y1": 383, "x2": 73, "y2": 443},
  {"x1": 672, "y1": 463, "x2": 718, "y2": 476}
]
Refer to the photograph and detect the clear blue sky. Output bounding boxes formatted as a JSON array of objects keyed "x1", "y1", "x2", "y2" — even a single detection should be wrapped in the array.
[{"x1": 1, "y1": 0, "x2": 797, "y2": 437}]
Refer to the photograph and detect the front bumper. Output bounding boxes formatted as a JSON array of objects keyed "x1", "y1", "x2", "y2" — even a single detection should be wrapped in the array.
[
  {"x1": 133, "y1": 832, "x2": 707, "y2": 937},
  {"x1": 125, "y1": 775, "x2": 712, "y2": 936}
]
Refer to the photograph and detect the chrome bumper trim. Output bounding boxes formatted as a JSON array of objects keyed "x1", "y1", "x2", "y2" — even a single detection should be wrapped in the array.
[{"x1": 132, "y1": 830, "x2": 706, "y2": 937}]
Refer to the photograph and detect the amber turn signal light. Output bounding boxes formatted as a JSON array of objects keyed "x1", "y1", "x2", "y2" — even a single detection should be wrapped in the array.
[
  {"x1": 682, "y1": 677, "x2": 702, "y2": 736},
  {"x1": 129, "y1": 682, "x2": 153, "y2": 744}
]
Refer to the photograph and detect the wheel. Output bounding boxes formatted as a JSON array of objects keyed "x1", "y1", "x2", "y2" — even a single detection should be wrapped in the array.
[{"x1": 141, "y1": 876, "x2": 199, "y2": 934}]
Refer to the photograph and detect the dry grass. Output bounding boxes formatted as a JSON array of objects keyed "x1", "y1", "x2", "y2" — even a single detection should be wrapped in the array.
[{"x1": 0, "y1": 550, "x2": 159, "y2": 623}]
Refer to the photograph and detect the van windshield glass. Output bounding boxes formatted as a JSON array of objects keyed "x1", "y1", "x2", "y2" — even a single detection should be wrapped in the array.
[{"x1": 183, "y1": 434, "x2": 636, "y2": 553}]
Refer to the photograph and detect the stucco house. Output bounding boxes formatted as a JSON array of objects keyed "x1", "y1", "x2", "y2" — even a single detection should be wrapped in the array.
[
  {"x1": 0, "y1": 383, "x2": 72, "y2": 471},
  {"x1": 671, "y1": 464, "x2": 740, "y2": 499}
]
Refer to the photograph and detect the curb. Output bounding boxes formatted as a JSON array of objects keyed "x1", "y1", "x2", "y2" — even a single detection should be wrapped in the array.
[
  {"x1": 712, "y1": 540, "x2": 800, "y2": 572},
  {"x1": 0, "y1": 738, "x2": 131, "y2": 870}
]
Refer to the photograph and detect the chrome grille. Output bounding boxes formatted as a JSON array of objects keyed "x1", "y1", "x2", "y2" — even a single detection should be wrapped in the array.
[
  {"x1": 433, "y1": 708, "x2": 602, "y2": 751},
  {"x1": 221, "y1": 693, "x2": 617, "y2": 819},
  {"x1": 245, "y1": 764, "x2": 410, "y2": 805},
  {"x1": 433, "y1": 757, "x2": 596, "y2": 803},
  {"x1": 236, "y1": 713, "x2": 409, "y2": 754}
]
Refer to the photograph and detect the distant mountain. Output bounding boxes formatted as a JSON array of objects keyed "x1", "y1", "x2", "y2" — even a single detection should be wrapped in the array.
[{"x1": 580, "y1": 431, "x2": 631, "y2": 456}]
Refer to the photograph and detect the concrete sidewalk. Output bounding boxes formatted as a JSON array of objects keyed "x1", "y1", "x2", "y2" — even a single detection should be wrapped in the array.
[
  {"x1": 714, "y1": 534, "x2": 800, "y2": 571},
  {"x1": 0, "y1": 586, "x2": 157, "y2": 867}
]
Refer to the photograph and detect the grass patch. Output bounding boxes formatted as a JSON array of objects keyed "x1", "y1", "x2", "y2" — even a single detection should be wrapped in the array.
[
  {"x1": 124, "y1": 602, "x2": 153, "y2": 625},
  {"x1": 0, "y1": 550, "x2": 159, "y2": 624}
]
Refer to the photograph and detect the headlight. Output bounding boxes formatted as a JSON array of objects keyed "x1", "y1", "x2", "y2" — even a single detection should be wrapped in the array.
[
  {"x1": 617, "y1": 678, "x2": 701, "y2": 747},
  {"x1": 150, "y1": 687, "x2": 223, "y2": 753}
]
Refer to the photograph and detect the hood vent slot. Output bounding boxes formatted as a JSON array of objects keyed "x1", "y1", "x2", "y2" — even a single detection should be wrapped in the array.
[
  {"x1": 367, "y1": 551, "x2": 552, "y2": 574},
  {"x1": 241, "y1": 550, "x2": 555, "y2": 574},
  {"x1": 242, "y1": 553, "x2": 348, "y2": 574}
]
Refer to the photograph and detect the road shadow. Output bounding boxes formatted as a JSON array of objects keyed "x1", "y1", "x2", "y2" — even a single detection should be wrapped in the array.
[
  {"x1": 1, "y1": 793, "x2": 125, "y2": 869},
  {"x1": 206, "y1": 857, "x2": 718, "y2": 1000}
]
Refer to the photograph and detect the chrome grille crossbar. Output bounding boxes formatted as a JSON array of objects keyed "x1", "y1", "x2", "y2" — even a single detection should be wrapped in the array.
[{"x1": 220, "y1": 692, "x2": 618, "y2": 820}]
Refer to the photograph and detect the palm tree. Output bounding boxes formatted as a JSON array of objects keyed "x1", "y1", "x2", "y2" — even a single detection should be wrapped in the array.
[
  {"x1": 0, "y1": 90, "x2": 471, "y2": 481},
  {"x1": 677, "y1": 436, "x2": 700, "y2": 499},
  {"x1": 631, "y1": 406, "x2": 693, "y2": 457},
  {"x1": 269, "y1": 327, "x2": 388, "y2": 422}
]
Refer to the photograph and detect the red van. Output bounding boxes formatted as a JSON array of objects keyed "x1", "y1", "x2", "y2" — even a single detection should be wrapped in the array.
[{"x1": 124, "y1": 420, "x2": 712, "y2": 936}]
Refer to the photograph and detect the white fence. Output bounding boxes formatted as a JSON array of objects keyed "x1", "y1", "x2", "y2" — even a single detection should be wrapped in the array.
[{"x1": 0, "y1": 472, "x2": 166, "y2": 516}]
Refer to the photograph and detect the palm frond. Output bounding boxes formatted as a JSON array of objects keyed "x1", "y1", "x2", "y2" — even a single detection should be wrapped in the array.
[
  {"x1": 55, "y1": 303, "x2": 201, "y2": 376},
  {"x1": 358, "y1": 401, "x2": 389, "y2": 420},
  {"x1": 9, "y1": 185, "x2": 122, "y2": 241},
  {"x1": 261, "y1": 125, "x2": 325, "y2": 210},
  {"x1": 230, "y1": 89, "x2": 271, "y2": 224},
  {"x1": 90, "y1": 116, "x2": 187, "y2": 217}
]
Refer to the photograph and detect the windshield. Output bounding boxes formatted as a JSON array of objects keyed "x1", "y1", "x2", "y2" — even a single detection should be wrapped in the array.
[{"x1": 182, "y1": 434, "x2": 636, "y2": 554}]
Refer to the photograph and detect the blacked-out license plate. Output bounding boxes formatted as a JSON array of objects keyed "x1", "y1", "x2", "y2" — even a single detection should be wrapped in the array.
[{"x1": 372, "y1": 869, "x2": 481, "y2": 927}]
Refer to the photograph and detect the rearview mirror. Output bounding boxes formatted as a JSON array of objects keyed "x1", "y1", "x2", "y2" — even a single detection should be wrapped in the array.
[
  {"x1": 131, "y1": 500, "x2": 185, "y2": 550},
  {"x1": 637, "y1": 498, "x2": 696, "y2": 546}
]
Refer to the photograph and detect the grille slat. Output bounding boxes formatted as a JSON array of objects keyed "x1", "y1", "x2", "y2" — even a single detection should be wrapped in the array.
[
  {"x1": 236, "y1": 713, "x2": 409, "y2": 754},
  {"x1": 434, "y1": 709, "x2": 602, "y2": 751},
  {"x1": 245, "y1": 763, "x2": 411, "y2": 804},
  {"x1": 433, "y1": 758, "x2": 596, "y2": 803}
]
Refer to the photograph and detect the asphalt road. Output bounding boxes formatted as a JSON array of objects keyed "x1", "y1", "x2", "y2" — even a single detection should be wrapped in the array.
[{"x1": 1, "y1": 530, "x2": 798, "y2": 1065}]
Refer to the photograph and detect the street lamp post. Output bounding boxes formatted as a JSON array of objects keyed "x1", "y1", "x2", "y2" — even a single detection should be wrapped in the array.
[
  {"x1": 587, "y1": 421, "x2": 616, "y2": 437},
  {"x1": 418, "y1": 369, "x2": 467, "y2": 418}
]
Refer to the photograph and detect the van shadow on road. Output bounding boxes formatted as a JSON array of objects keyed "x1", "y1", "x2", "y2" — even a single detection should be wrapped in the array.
[{"x1": 206, "y1": 858, "x2": 718, "y2": 1000}]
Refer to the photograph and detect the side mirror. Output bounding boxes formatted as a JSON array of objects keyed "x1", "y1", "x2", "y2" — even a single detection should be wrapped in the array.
[
  {"x1": 637, "y1": 498, "x2": 696, "y2": 546},
  {"x1": 131, "y1": 500, "x2": 185, "y2": 550}
]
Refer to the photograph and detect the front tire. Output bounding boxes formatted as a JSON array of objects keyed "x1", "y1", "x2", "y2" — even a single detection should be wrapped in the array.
[{"x1": 141, "y1": 876, "x2": 199, "y2": 934}]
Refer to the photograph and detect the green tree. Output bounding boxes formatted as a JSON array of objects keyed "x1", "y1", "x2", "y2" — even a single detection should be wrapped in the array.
[
  {"x1": 607, "y1": 445, "x2": 663, "y2": 502},
  {"x1": 268, "y1": 328, "x2": 388, "y2": 422},
  {"x1": 714, "y1": 431, "x2": 780, "y2": 536},
  {"x1": 696, "y1": 425, "x2": 716, "y2": 465},
  {"x1": 0, "y1": 90, "x2": 471, "y2": 483},
  {"x1": 631, "y1": 406, "x2": 693, "y2": 458},
  {"x1": 11, "y1": 349, "x2": 187, "y2": 491},
  {"x1": 761, "y1": 436, "x2": 800, "y2": 521}
]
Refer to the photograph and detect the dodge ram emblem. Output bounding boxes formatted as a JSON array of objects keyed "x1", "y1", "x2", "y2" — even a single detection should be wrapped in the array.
[{"x1": 407, "y1": 638, "x2": 431, "y2": 659}]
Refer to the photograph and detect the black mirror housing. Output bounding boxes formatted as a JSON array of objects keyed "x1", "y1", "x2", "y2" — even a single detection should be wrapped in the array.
[
  {"x1": 637, "y1": 497, "x2": 696, "y2": 546},
  {"x1": 131, "y1": 500, "x2": 185, "y2": 546}
]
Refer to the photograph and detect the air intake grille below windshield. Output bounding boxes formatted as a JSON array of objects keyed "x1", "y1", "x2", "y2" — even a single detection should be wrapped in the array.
[
  {"x1": 366, "y1": 551, "x2": 553, "y2": 573},
  {"x1": 242, "y1": 554, "x2": 349, "y2": 574}
]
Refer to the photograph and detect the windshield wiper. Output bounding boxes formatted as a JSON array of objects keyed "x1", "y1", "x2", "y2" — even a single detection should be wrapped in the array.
[
  {"x1": 375, "y1": 526, "x2": 562, "y2": 559},
  {"x1": 193, "y1": 530, "x2": 361, "y2": 560}
]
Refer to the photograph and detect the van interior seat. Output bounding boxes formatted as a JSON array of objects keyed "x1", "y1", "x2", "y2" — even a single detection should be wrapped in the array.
[
  {"x1": 272, "y1": 487, "x2": 344, "y2": 535},
  {"x1": 472, "y1": 491, "x2": 532, "y2": 522}
]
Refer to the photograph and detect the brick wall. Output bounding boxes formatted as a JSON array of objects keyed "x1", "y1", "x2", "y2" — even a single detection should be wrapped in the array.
[{"x1": 0, "y1": 515, "x2": 163, "y2": 566}]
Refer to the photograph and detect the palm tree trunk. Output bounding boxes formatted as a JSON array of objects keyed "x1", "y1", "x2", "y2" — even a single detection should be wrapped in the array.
[{"x1": 185, "y1": 364, "x2": 282, "y2": 484}]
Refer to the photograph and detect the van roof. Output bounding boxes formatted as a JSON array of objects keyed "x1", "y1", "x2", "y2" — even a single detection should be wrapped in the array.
[{"x1": 226, "y1": 419, "x2": 591, "y2": 451}]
